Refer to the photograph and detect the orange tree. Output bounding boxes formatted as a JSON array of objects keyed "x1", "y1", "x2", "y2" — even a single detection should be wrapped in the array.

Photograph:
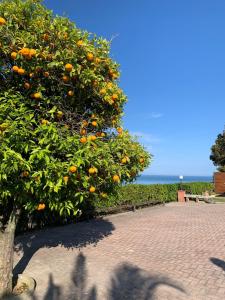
[{"x1": 0, "y1": 0, "x2": 151, "y2": 295}]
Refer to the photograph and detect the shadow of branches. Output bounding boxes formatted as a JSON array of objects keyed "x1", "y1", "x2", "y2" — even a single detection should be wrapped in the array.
[{"x1": 10, "y1": 252, "x2": 186, "y2": 300}]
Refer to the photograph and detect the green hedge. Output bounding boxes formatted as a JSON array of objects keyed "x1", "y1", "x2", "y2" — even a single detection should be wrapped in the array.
[
  {"x1": 91, "y1": 182, "x2": 214, "y2": 212},
  {"x1": 17, "y1": 182, "x2": 213, "y2": 233}
]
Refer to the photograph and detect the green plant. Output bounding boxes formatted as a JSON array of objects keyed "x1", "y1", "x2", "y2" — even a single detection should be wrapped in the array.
[
  {"x1": 0, "y1": 0, "x2": 151, "y2": 295},
  {"x1": 210, "y1": 130, "x2": 225, "y2": 171}
]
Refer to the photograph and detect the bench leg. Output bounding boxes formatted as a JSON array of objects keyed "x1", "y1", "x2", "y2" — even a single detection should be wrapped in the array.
[
  {"x1": 186, "y1": 197, "x2": 189, "y2": 202},
  {"x1": 196, "y1": 197, "x2": 199, "y2": 203}
]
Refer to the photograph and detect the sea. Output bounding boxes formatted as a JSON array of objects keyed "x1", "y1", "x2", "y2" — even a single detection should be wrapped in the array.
[{"x1": 133, "y1": 175, "x2": 212, "y2": 185}]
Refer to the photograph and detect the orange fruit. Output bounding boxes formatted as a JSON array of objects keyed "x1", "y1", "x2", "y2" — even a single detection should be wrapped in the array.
[
  {"x1": 101, "y1": 132, "x2": 106, "y2": 137},
  {"x1": 67, "y1": 90, "x2": 74, "y2": 96},
  {"x1": 33, "y1": 92, "x2": 42, "y2": 99},
  {"x1": 77, "y1": 40, "x2": 83, "y2": 47},
  {"x1": 29, "y1": 49, "x2": 36, "y2": 56},
  {"x1": 80, "y1": 128, "x2": 87, "y2": 135},
  {"x1": 12, "y1": 66, "x2": 19, "y2": 72},
  {"x1": 117, "y1": 127, "x2": 123, "y2": 134},
  {"x1": 89, "y1": 135, "x2": 96, "y2": 141},
  {"x1": 19, "y1": 48, "x2": 30, "y2": 57},
  {"x1": 112, "y1": 93, "x2": 118, "y2": 101},
  {"x1": 11, "y1": 52, "x2": 17, "y2": 60},
  {"x1": 100, "y1": 88, "x2": 106, "y2": 95},
  {"x1": 43, "y1": 33, "x2": 49, "y2": 41},
  {"x1": 87, "y1": 53, "x2": 94, "y2": 61},
  {"x1": 95, "y1": 57, "x2": 101, "y2": 64},
  {"x1": 56, "y1": 111, "x2": 63, "y2": 119},
  {"x1": 88, "y1": 167, "x2": 97, "y2": 175},
  {"x1": 63, "y1": 176, "x2": 69, "y2": 184},
  {"x1": 65, "y1": 63, "x2": 73, "y2": 72},
  {"x1": 80, "y1": 136, "x2": 87, "y2": 143},
  {"x1": 29, "y1": 73, "x2": 34, "y2": 78},
  {"x1": 21, "y1": 171, "x2": 29, "y2": 177},
  {"x1": 62, "y1": 75, "x2": 69, "y2": 83},
  {"x1": 89, "y1": 186, "x2": 96, "y2": 193},
  {"x1": 91, "y1": 121, "x2": 97, "y2": 127},
  {"x1": 37, "y1": 203, "x2": 45, "y2": 210},
  {"x1": 82, "y1": 120, "x2": 88, "y2": 127},
  {"x1": 43, "y1": 71, "x2": 49, "y2": 77},
  {"x1": 121, "y1": 157, "x2": 127, "y2": 164},
  {"x1": 100, "y1": 192, "x2": 107, "y2": 198},
  {"x1": 69, "y1": 166, "x2": 77, "y2": 173},
  {"x1": 107, "y1": 82, "x2": 113, "y2": 88},
  {"x1": 24, "y1": 82, "x2": 31, "y2": 89},
  {"x1": 113, "y1": 175, "x2": 120, "y2": 183},
  {"x1": 0, "y1": 17, "x2": 6, "y2": 26},
  {"x1": 41, "y1": 119, "x2": 49, "y2": 125},
  {"x1": 17, "y1": 68, "x2": 25, "y2": 75},
  {"x1": 139, "y1": 158, "x2": 144, "y2": 164}
]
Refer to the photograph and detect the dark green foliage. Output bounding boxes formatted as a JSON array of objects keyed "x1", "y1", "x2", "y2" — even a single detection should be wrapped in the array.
[{"x1": 210, "y1": 131, "x2": 225, "y2": 171}]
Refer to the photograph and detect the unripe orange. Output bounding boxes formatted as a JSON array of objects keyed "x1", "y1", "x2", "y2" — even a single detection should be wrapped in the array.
[
  {"x1": 21, "y1": 171, "x2": 29, "y2": 178},
  {"x1": 101, "y1": 132, "x2": 106, "y2": 137},
  {"x1": 113, "y1": 175, "x2": 120, "y2": 183},
  {"x1": 87, "y1": 53, "x2": 94, "y2": 61},
  {"x1": 11, "y1": 52, "x2": 17, "y2": 60},
  {"x1": 121, "y1": 157, "x2": 127, "y2": 164},
  {"x1": 80, "y1": 136, "x2": 87, "y2": 143},
  {"x1": 56, "y1": 111, "x2": 63, "y2": 119},
  {"x1": 65, "y1": 63, "x2": 73, "y2": 72},
  {"x1": 89, "y1": 186, "x2": 96, "y2": 193},
  {"x1": 89, "y1": 135, "x2": 96, "y2": 141},
  {"x1": 95, "y1": 57, "x2": 101, "y2": 64},
  {"x1": 82, "y1": 120, "x2": 88, "y2": 127},
  {"x1": 139, "y1": 158, "x2": 144, "y2": 164},
  {"x1": 100, "y1": 192, "x2": 107, "y2": 198},
  {"x1": 88, "y1": 167, "x2": 97, "y2": 175},
  {"x1": 69, "y1": 166, "x2": 77, "y2": 173},
  {"x1": 41, "y1": 119, "x2": 49, "y2": 125},
  {"x1": 0, "y1": 17, "x2": 6, "y2": 26}
]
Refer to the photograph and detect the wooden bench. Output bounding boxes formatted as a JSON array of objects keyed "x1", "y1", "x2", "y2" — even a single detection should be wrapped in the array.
[{"x1": 185, "y1": 194, "x2": 215, "y2": 203}]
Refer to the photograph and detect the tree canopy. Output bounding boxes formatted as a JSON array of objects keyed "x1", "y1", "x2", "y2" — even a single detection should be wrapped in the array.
[
  {"x1": 210, "y1": 130, "x2": 225, "y2": 172},
  {"x1": 0, "y1": 0, "x2": 151, "y2": 222}
]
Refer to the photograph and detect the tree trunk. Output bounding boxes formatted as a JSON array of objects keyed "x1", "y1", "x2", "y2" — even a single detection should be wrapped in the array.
[{"x1": 0, "y1": 208, "x2": 20, "y2": 297}]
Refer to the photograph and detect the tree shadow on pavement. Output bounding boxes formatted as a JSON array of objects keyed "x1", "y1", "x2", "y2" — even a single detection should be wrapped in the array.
[
  {"x1": 13, "y1": 218, "x2": 115, "y2": 276},
  {"x1": 210, "y1": 257, "x2": 225, "y2": 272},
  {"x1": 12, "y1": 252, "x2": 186, "y2": 300}
]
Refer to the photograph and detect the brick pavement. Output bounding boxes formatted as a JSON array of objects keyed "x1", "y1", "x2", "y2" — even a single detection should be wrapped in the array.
[{"x1": 13, "y1": 203, "x2": 225, "y2": 299}]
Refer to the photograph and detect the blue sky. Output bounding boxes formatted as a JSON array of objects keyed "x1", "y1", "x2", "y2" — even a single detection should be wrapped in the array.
[{"x1": 44, "y1": 0, "x2": 225, "y2": 176}]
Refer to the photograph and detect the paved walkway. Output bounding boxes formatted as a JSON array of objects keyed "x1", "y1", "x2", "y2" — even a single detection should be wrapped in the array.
[{"x1": 14, "y1": 203, "x2": 225, "y2": 300}]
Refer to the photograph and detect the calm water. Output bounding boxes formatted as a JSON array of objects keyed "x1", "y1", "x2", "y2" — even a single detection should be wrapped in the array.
[{"x1": 133, "y1": 175, "x2": 212, "y2": 185}]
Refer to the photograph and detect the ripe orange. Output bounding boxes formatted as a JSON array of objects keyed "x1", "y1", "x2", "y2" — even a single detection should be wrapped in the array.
[
  {"x1": 100, "y1": 88, "x2": 106, "y2": 95},
  {"x1": 69, "y1": 166, "x2": 77, "y2": 173},
  {"x1": 121, "y1": 157, "x2": 127, "y2": 164},
  {"x1": 77, "y1": 40, "x2": 83, "y2": 47},
  {"x1": 82, "y1": 120, "x2": 88, "y2": 127},
  {"x1": 11, "y1": 52, "x2": 17, "y2": 60},
  {"x1": 24, "y1": 82, "x2": 31, "y2": 89},
  {"x1": 0, "y1": 17, "x2": 6, "y2": 26},
  {"x1": 112, "y1": 93, "x2": 118, "y2": 101},
  {"x1": 62, "y1": 75, "x2": 70, "y2": 83},
  {"x1": 101, "y1": 132, "x2": 106, "y2": 137},
  {"x1": 34, "y1": 92, "x2": 42, "y2": 99},
  {"x1": 117, "y1": 127, "x2": 123, "y2": 134},
  {"x1": 29, "y1": 49, "x2": 36, "y2": 56},
  {"x1": 17, "y1": 68, "x2": 25, "y2": 75},
  {"x1": 37, "y1": 203, "x2": 45, "y2": 211},
  {"x1": 67, "y1": 90, "x2": 74, "y2": 97},
  {"x1": 88, "y1": 167, "x2": 97, "y2": 175},
  {"x1": 95, "y1": 57, "x2": 101, "y2": 64},
  {"x1": 80, "y1": 136, "x2": 87, "y2": 143},
  {"x1": 43, "y1": 71, "x2": 49, "y2": 77},
  {"x1": 80, "y1": 128, "x2": 87, "y2": 135},
  {"x1": 113, "y1": 175, "x2": 120, "y2": 183},
  {"x1": 91, "y1": 121, "x2": 97, "y2": 127},
  {"x1": 139, "y1": 158, "x2": 144, "y2": 164},
  {"x1": 89, "y1": 135, "x2": 96, "y2": 141},
  {"x1": 19, "y1": 48, "x2": 30, "y2": 57},
  {"x1": 89, "y1": 186, "x2": 96, "y2": 193},
  {"x1": 87, "y1": 53, "x2": 94, "y2": 61},
  {"x1": 65, "y1": 63, "x2": 73, "y2": 72},
  {"x1": 63, "y1": 176, "x2": 69, "y2": 184},
  {"x1": 12, "y1": 66, "x2": 19, "y2": 72},
  {"x1": 29, "y1": 73, "x2": 34, "y2": 78}
]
